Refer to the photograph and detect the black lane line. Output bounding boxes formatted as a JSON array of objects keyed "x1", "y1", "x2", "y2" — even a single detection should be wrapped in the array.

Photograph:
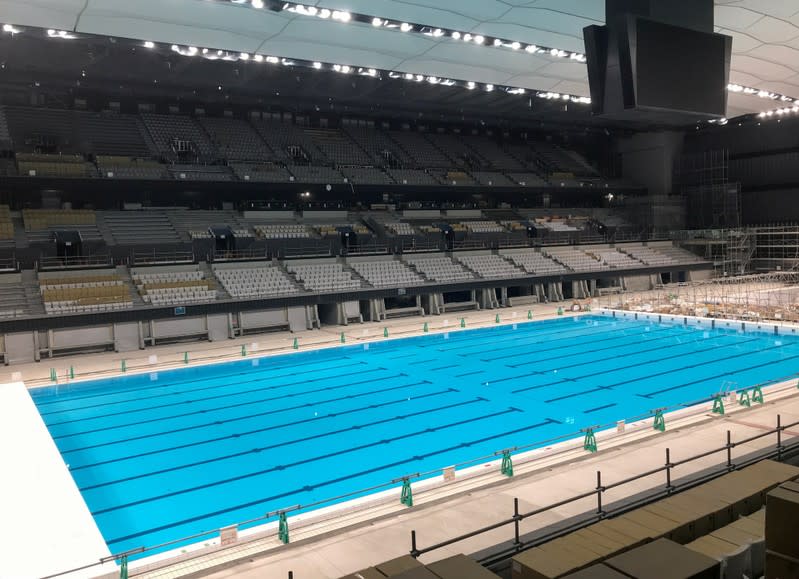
[
  {"x1": 92, "y1": 403, "x2": 515, "y2": 517},
  {"x1": 475, "y1": 324, "x2": 673, "y2": 360},
  {"x1": 386, "y1": 352, "x2": 422, "y2": 360},
  {"x1": 455, "y1": 370, "x2": 484, "y2": 378},
  {"x1": 414, "y1": 317, "x2": 576, "y2": 350},
  {"x1": 104, "y1": 414, "x2": 555, "y2": 547},
  {"x1": 639, "y1": 350, "x2": 799, "y2": 398},
  {"x1": 503, "y1": 327, "x2": 681, "y2": 366},
  {"x1": 511, "y1": 336, "x2": 762, "y2": 395},
  {"x1": 511, "y1": 333, "x2": 739, "y2": 377},
  {"x1": 36, "y1": 356, "x2": 360, "y2": 409},
  {"x1": 543, "y1": 342, "x2": 790, "y2": 403},
  {"x1": 80, "y1": 395, "x2": 482, "y2": 491},
  {"x1": 439, "y1": 322, "x2": 617, "y2": 354},
  {"x1": 429, "y1": 364, "x2": 459, "y2": 371},
  {"x1": 583, "y1": 403, "x2": 617, "y2": 414},
  {"x1": 46, "y1": 366, "x2": 380, "y2": 426},
  {"x1": 70, "y1": 386, "x2": 454, "y2": 470},
  {"x1": 55, "y1": 372, "x2": 409, "y2": 443}
]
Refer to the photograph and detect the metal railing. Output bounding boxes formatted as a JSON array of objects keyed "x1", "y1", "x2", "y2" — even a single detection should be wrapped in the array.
[
  {"x1": 409, "y1": 413, "x2": 799, "y2": 568},
  {"x1": 211, "y1": 248, "x2": 269, "y2": 262},
  {"x1": 39, "y1": 363, "x2": 799, "y2": 578},
  {"x1": 131, "y1": 250, "x2": 195, "y2": 266},
  {"x1": 37, "y1": 254, "x2": 113, "y2": 271}
]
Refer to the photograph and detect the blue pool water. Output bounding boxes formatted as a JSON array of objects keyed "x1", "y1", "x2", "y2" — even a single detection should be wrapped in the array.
[{"x1": 30, "y1": 314, "x2": 799, "y2": 556}]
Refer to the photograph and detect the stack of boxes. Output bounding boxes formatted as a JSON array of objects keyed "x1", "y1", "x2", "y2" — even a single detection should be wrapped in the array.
[{"x1": 765, "y1": 481, "x2": 799, "y2": 578}]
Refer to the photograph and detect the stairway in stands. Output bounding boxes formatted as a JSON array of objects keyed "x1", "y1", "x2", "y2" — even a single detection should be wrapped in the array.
[
  {"x1": 20, "y1": 269, "x2": 45, "y2": 315},
  {"x1": 116, "y1": 265, "x2": 146, "y2": 307},
  {"x1": 199, "y1": 262, "x2": 230, "y2": 300}
]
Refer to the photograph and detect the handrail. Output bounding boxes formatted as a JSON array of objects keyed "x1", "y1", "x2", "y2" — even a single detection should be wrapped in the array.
[{"x1": 34, "y1": 334, "x2": 799, "y2": 577}]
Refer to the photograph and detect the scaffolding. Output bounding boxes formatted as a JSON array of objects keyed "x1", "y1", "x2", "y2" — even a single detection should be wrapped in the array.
[
  {"x1": 676, "y1": 149, "x2": 741, "y2": 230},
  {"x1": 598, "y1": 271, "x2": 799, "y2": 323}
]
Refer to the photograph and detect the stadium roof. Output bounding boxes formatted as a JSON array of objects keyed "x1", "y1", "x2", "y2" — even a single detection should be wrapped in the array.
[{"x1": 1, "y1": 0, "x2": 797, "y2": 120}]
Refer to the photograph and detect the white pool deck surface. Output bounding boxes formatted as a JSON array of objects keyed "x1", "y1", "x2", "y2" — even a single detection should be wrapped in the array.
[
  {"x1": 0, "y1": 381, "x2": 111, "y2": 579},
  {"x1": 2, "y1": 304, "x2": 799, "y2": 579}
]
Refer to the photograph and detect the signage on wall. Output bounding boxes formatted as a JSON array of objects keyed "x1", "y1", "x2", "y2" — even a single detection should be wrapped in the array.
[{"x1": 174, "y1": 306, "x2": 186, "y2": 316}]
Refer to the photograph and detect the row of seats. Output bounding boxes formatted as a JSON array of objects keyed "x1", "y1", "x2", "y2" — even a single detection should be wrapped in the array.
[
  {"x1": 215, "y1": 265, "x2": 300, "y2": 298},
  {"x1": 253, "y1": 224, "x2": 312, "y2": 239},
  {"x1": 503, "y1": 251, "x2": 569, "y2": 275},
  {"x1": 463, "y1": 220, "x2": 505, "y2": 234},
  {"x1": 546, "y1": 248, "x2": 609, "y2": 272},
  {"x1": 23, "y1": 209, "x2": 96, "y2": 232},
  {"x1": 287, "y1": 263, "x2": 362, "y2": 292},
  {"x1": 349, "y1": 260, "x2": 425, "y2": 288},
  {"x1": 456, "y1": 254, "x2": 525, "y2": 279},
  {"x1": 405, "y1": 256, "x2": 475, "y2": 283}
]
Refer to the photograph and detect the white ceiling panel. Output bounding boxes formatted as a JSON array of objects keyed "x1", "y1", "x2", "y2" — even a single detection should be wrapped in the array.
[{"x1": 2, "y1": 0, "x2": 799, "y2": 117}]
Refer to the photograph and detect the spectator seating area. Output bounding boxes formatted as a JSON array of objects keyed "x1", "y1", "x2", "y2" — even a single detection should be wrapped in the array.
[
  {"x1": 40, "y1": 272, "x2": 133, "y2": 313},
  {"x1": 0, "y1": 275, "x2": 33, "y2": 318},
  {"x1": 456, "y1": 254, "x2": 526, "y2": 278},
  {"x1": 592, "y1": 249, "x2": 645, "y2": 269},
  {"x1": 101, "y1": 212, "x2": 181, "y2": 245},
  {"x1": 0, "y1": 106, "x2": 11, "y2": 149},
  {"x1": 231, "y1": 163, "x2": 293, "y2": 182},
  {"x1": 199, "y1": 116, "x2": 272, "y2": 161},
  {"x1": 471, "y1": 171, "x2": 518, "y2": 187},
  {"x1": 388, "y1": 131, "x2": 452, "y2": 168},
  {"x1": 168, "y1": 165, "x2": 233, "y2": 181},
  {"x1": 341, "y1": 166, "x2": 394, "y2": 185},
  {"x1": 141, "y1": 113, "x2": 217, "y2": 162},
  {"x1": 344, "y1": 126, "x2": 414, "y2": 166},
  {"x1": 313, "y1": 223, "x2": 370, "y2": 237},
  {"x1": 132, "y1": 267, "x2": 217, "y2": 305},
  {"x1": 404, "y1": 255, "x2": 475, "y2": 283},
  {"x1": 545, "y1": 247, "x2": 609, "y2": 272},
  {"x1": 462, "y1": 220, "x2": 505, "y2": 234},
  {"x1": 387, "y1": 168, "x2": 441, "y2": 186},
  {"x1": 305, "y1": 128, "x2": 372, "y2": 165},
  {"x1": 22, "y1": 209, "x2": 96, "y2": 232},
  {"x1": 16, "y1": 153, "x2": 96, "y2": 178},
  {"x1": 508, "y1": 172, "x2": 549, "y2": 186},
  {"x1": 384, "y1": 222, "x2": 416, "y2": 236},
  {"x1": 287, "y1": 165, "x2": 343, "y2": 184},
  {"x1": 286, "y1": 262, "x2": 362, "y2": 292},
  {"x1": 253, "y1": 224, "x2": 312, "y2": 239},
  {"x1": 502, "y1": 251, "x2": 569, "y2": 275},
  {"x1": 79, "y1": 112, "x2": 151, "y2": 157},
  {"x1": 0, "y1": 205, "x2": 13, "y2": 240},
  {"x1": 622, "y1": 245, "x2": 703, "y2": 266},
  {"x1": 96, "y1": 156, "x2": 168, "y2": 179},
  {"x1": 349, "y1": 259, "x2": 425, "y2": 288},
  {"x1": 213, "y1": 263, "x2": 300, "y2": 298}
]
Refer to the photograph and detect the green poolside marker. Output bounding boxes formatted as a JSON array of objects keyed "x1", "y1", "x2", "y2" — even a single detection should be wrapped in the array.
[
  {"x1": 460, "y1": 317, "x2": 466, "y2": 328},
  {"x1": 423, "y1": 322, "x2": 429, "y2": 333},
  {"x1": 383, "y1": 327, "x2": 389, "y2": 338},
  {"x1": 50, "y1": 368, "x2": 57, "y2": 382},
  {"x1": 121, "y1": 359, "x2": 127, "y2": 373},
  {"x1": 340, "y1": 332, "x2": 346, "y2": 344},
  {"x1": 400, "y1": 478, "x2": 413, "y2": 507},
  {"x1": 278, "y1": 512, "x2": 289, "y2": 544},
  {"x1": 583, "y1": 428, "x2": 597, "y2": 453},
  {"x1": 712, "y1": 394, "x2": 725, "y2": 415},
  {"x1": 527, "y1": 310, "x2": 532, "y2": 320},
  {"x1": 739, "y1": 389, "x2": 751, "y2": 407},
  {"x1": 557, "y1": 307, "x2": 564, "y2": 316},
  {"x1": 183, "y1": 351, "x2": 189, "y2": 364},
  {"x1": 752, "y1": 385, "x2": 764, "y2": 404},
  {"x1": 69, "y1": 366, "x2": 74, "y2": 380},
  {"x1": 653, "y1": 409, "x2": 666, "y2": 432},
  {"x1": 501, "y1": 450, "x2": 514, "y2": 477},
  {"x1": 293, "y1": 337, "x2": 299, "y2": 350},
  {"x1": 241, "y1": 344, "x2": 247, "y2": 357},
  {"x1": 495, "y1": 313, "x2": 501, "y2": 324},
  {"x1": 119, "y1": 554, "x2": 128, "y2": 579}
]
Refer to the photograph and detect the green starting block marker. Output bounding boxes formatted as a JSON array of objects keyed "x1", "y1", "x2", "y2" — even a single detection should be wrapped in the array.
[
  {"x1": 527, "y1": 310, "x2": 532, "y2": 320},
  {"x1": 583, "y1": 428, "x2": 598, "y2": 453},
  {"x1": 400, "y1": 478, "x2": 413, "y2": 507},
  {"x1": 292, "y1": 337, "x2": 299, "y2": 350},
  {"x1": 241, "y1": 344, "x2": 247, "y2": 357},
  {"x1": 653, "y1": 409, "x2": 666, "y2": 432},
  {"x1": 183, "y1": 351, "x2": 189, "y2": 364},
  {"x1": 278, "y1": 511, "x2": 289, "y2": 544},
  {"x1": 423, "y1": 322, "x2": 429, "y2": 333},
  {"x1": 69, "y1": 366, "x2": 75, "y2": 380},
  {"x1": 712, "y1": 394, "x2": 725, "y2": 415},
  {"x1": 460, "y1": 318, "x2": 466, "y2": 328},
  {"x1": 739, "y1": 389, "x2": 751, "y2": 407},
  {"x1": 501, "y1": 450, "x2": 514, "y2": 477},
  {"x1": 557, "y1": 307, "x2": 564, "y2": 316},
  {"x1": 495, "y1": 313, "x2": 501, "y2": 324},
  {"x1": 118, "y1": 554, "x2": 128, "y2": 579},
  {"x1": 752, "y1": 386, "x2": 764, "y2": 404},
  {"x1": 383, "y1": 327, "x2": 389, "y2": 338},
  {"x1": 340, "y1": 332, "x2": 346, "y2": 344},
  {"x1": 121, "y1": 359, "x2": 127, "y2": 373},
  {"x1": 50, "y1": 368, "x2": 57, "y2": 382}
]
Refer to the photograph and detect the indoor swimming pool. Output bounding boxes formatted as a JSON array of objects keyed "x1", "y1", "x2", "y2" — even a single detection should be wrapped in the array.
[{"x1": 29, "y1": 314, "x2": 799, "y2": 556}]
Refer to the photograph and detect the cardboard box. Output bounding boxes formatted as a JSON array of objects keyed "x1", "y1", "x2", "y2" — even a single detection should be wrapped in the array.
[
  {"x1": 512, "y1": 547, "x2": 569, "y2": 579},
  {"x1": 376, "y1": 556, "x2": 424, "y2": 576},
  {"x1": 661, "y1": 492, "x2": 729, "y2": 535},
  {"x1": 639, "y1": 504, "x2": 697, "y2": 543},
  {"x1": 684, "y1": 534, "x2": 741, "y2": 562},
  {"x1": 765, "y1": 485, "x2": 799, "y2": 559},
  {"x1": 605, "y1": 538, "x2": 720, "y2": 579},
  {"x1": 621, "y1": 509, "x2": 683, "y2": 540},
  {"x1": 391, "y1": 568, "x2": 439, "y2": 579},
  {"x1": 766, "y1": 550, "x2": 799, "y2": 579},
  {"x1": 426, "y1": 554, "x2": 500, "y2": 579},
  {"x1": 711, "y1": 524, "x2": 763, "y2": 547},
  {"x1": 560, "y1": 563, "x2": 629, "y2": 579}
]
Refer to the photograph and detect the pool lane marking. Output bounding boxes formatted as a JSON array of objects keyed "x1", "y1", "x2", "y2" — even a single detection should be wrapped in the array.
[
  {"x1": 454, "y1": 370, "x2": 485, "y2": 378},
  {"x1": 92, "y1": 405, "x2": 522, "y2": 518},
  {"x1": 69, "y1": 386, "x2": 455, "y2": 469},
  {"x1": 39, "y1": 359, "x2": 369, "y2": 416},
  {"x1": 583, "y1": 403, "x2": 617, "y2": 414},
  {"x1": 48, "y1": 366, "x2": 388, "y2": 429},
  {"x1": 35, "y1": 356, "x2": 362, "y2": 408},
  {"x1": 511, "y1": 336, "x2": 762, "y2": 394},
  {"x1": 79, "y1": 395, "x2": 482, "y2": 490},
  {"x1": 54, "y1": 372, "x2": 410, "y2": 442},
  {"x1": 545, "y1": 342, "x2": 794, "y2": 403},
  {"x1": 638, "y1": 349, "x2": 799, "y2": 398},
  {"x1": 102, "y1": 415, "x2": 558, "y2": 547},
  {"x1": 500, "y1": 326, "x2": 679, "y2": 365},
  {"x1": 413, "y1": 317, "x2": 582, "y2": 350}
]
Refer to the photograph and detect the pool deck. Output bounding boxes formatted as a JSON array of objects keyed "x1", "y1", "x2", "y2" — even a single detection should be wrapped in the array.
[
  {"x1": 0, "y1": 381, "x2": 111, "y2": 579},
  {"x1": 4, "y1": 304, "x2": 799, "y2": 579}
]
